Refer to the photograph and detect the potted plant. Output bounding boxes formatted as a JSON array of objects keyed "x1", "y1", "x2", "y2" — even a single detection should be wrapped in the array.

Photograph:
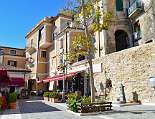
[
  {"x1": 49, "y1": 92, "x2": 59, "y2": 103},
  {"x1": 0, "y1": 97, "x2": 2, "y2": 112},
  {"x1": 9, "y1": 92, "x2": 17, "y2": 109},
  {"x1": 43, "y1": 92, "x2": 50, "y2": 101},
  {"x1": 66, "y1": 93, "x2": 78, "y2": 112}
]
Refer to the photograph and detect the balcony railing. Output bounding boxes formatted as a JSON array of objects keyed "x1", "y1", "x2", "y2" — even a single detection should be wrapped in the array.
[
  {"x1": 26, "y1": 43, "x2": 36, "y2": 54},
  {"x1": 128, "y1": 0, "x2": 144, "y2": 18},
  {"x1": 39, "y1": 39, "x2": 52, "y2": 48}
]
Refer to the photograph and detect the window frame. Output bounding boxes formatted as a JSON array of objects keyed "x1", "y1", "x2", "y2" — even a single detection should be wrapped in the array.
[
  {"x1": 116, "y1": 0, "x2": 124, "y2": 11},
  {"x1": 0, "y1": 49, "x2": 4, "y2": 55},
  {"x1": 41, "y1": 50, "x2": 47, "y2": 58},
  {"x1": 10, "y1": 50, "x2": 16, "y2": 56},
  {"x1": 60, "y1": 38, "x2": 64, "y2": 49},
  {"x1": 8, "y1": 60, "x2": 17, "y2": 67}
]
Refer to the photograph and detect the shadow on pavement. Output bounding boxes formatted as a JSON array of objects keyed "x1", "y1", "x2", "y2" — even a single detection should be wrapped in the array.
[
  {"x1": 2, "y1": 96, "x2": 61, "y2": 115},
  {"x1": 19, "y1": 96, "x2": 61, "y2": 114},
  {"x1": 19, "y1": 101, "x2": 61, "y2": 114}
]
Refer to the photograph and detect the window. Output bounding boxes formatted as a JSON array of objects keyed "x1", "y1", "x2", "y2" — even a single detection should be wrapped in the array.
[
  {"x1": 50, "y1": 59, "x2": 53, "y2": 67},
  {"x1": 10, "y1": 50, "x2": 16, "y2": 55},
  {"x1": 60, "y1": 38, "x2": 64, "y2": 49},
  {"x1": 52, "y1": 33, "x2": 55, "y2": 40},
  {"x1": 41, "y1": 51, "x2": 46, "y2": 58},
  {"x1": 53, "y1": 32, "x2": 57, "y2": 40},
  {"x1": 129, "y1": 0, "x2": 136, "y2": 5},
  {"x1": 92, "y1": 36, "x2": 96, "y2": 47},
  {"x1": 8, "y1": 60, "x2": 17, "y2": 67},
  {"x1": 59, "y1": 58, "x2": 63, "y2": 64},
  {"x1": 59, "y1": 56, "x2": 63, "y2": 64},
  {"x1": 116, "y1": 0, "x2": 123, "y2": 11},
  {"x1": 39, "y1": 26, "x2": 45, "y2": 42},
  {"x1": 0, "y1": 49, "x2": 4, "y2": 55},
  {"x1": 30, "y1": 39, "x2": 33, "y2": 47}
]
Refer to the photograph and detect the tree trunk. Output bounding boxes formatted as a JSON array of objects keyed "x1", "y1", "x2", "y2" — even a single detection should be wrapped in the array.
[
  {"x1": 88, "y1": 54, "x2": 95, "y2": 102},
  {"x1": 81, "y1": 0, "x2": 95, "y2": 102},
  {"x1": 98, "y1": 31, "x2": 101, "y2": 57}
]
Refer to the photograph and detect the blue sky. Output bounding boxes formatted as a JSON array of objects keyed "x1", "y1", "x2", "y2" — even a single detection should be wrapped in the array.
[{"x1": 0, "y1": 0, "x2": 65, "y2": 48}]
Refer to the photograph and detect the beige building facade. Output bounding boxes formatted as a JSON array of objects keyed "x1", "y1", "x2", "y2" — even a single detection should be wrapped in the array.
[
  {"x1": 25, "y1": 16, "x2": 55, "y2": 91},
  {"x1": 0, "y1": 46, "x2": 26, "y2": 68}
]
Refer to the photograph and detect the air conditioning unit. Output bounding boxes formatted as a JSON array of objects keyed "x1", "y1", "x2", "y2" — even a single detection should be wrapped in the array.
[
  {"x1": 27, "y1": 57, "x2": 35, "y2": 64},
  {"x1": 133, "y1": 32, "x2": 141, "y2": 40},
  {"x1": 59, "y1": 49, "x2": 64, "y2": 54}
]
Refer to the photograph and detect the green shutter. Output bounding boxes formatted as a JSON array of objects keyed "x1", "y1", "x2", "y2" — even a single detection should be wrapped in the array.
[{"x1": 116, "y1": 0, "x2": 123, "y2": 11}]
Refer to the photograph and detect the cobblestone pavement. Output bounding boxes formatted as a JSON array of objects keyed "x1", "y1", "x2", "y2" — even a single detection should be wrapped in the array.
[{"x1": 1, "y1": 97, "x2": 155, "y2": 119}]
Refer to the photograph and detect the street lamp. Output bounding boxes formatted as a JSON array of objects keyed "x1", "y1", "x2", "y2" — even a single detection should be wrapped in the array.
[
  {"x1": 61, "y1": 60, "x2": 66, "y2": 102},
  {"x1": 61, "y1": 59, "x2": 70, "y2": 102}
]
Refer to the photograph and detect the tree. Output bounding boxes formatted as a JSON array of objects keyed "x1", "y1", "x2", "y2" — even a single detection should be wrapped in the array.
[{"x1": 62, "y1": 0, "x2": 112, "y2": 102}]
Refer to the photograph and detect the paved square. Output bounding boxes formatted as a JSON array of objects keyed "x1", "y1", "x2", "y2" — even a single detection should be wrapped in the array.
[{"x1": 1, "y1": 97, "x2": 155, "y2": 119}]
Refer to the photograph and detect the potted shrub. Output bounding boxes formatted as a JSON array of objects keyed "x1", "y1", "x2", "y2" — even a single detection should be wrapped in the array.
[
  {"x1": 43, "y1": 92, "x2": 50, "y2": 101},
  {"x1": 80, "y1": 96, "x2": 91, "y2": 104},
  {"x1": 49, "y1": 92, "x2": 59, "y2": 103},
  {"x1": 9, "y1": 92, "x2": 17, "y2": 109},
  {"x1": 66, "y1": 93, "x2": 78, "y2": 112},
  {"x1": 0, "y1": 97, "x2": 2, "y2": 111}
]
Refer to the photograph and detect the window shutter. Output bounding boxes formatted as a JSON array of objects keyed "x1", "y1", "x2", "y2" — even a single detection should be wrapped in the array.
[{"x1": 116, "y1": 0, "x2": 123, "y2": 11}]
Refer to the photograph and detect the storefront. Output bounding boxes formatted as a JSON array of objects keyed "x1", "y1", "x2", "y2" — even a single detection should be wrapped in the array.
[
  {"x1": 0, "y1": 64, "x2": 31, "y2": 94},
  {"x1": 43, "y1": 71, "x2": 90, "y2": 96}
]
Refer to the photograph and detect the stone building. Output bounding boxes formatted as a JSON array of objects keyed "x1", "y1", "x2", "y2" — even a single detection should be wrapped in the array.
[{"x1": 92, "y1": 0, "x2": 155, "y2": 104}]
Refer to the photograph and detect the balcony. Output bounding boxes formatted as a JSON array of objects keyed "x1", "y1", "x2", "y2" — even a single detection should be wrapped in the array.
[
  {"x1": 26, "y1": 43, "x2": 36, "y2": 54},
  {"x1": 128, "y1": 0, "x2": 144, "y2": 18},
  {"x1": 39, "y1": 39, "x2": 52, "y2": 48}
]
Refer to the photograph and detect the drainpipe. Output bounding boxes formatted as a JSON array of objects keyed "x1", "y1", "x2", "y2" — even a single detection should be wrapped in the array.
[{"x1": 36, "y1": 30, "x2": 40, "y2": 92}]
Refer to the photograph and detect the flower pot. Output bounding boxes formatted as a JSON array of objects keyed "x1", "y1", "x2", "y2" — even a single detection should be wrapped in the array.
[
  {"x1": 9, "y1": 102, "x2": 16, "y2": 109},
  {"x1": 49, "y1": 98, "x2": 59, "y2": 103},
  {"x1": 43, "y1": 97, "x2": 49, "y2": 101}
]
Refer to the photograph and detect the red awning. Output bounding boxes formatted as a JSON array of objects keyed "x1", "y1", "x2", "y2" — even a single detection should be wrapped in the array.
[
  {"x1": 0, "y1": 70, "x2": 10, "y2": 86},
  {"x1": 0, "y1": 70, "x2": 9, "y2": 80},
  {"x1": 0, "y1": 79, "x2": 10, "y2": 86},
  {"x1": 9, "y1": 77, "x2": 25, "y2": 87},
  {"x1": 43, "y1": 72, "x2": 76, "y2": 82}
]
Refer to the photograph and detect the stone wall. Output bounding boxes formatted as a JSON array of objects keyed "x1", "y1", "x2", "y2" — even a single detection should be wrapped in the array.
[{"x1": 94, "y1": 42, "x2": 155, "y2": 103}]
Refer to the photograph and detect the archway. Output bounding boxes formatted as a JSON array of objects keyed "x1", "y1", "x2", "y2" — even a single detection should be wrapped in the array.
[{"x1": 115, "y1": 30, "x2": 129, "y2": 51}]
